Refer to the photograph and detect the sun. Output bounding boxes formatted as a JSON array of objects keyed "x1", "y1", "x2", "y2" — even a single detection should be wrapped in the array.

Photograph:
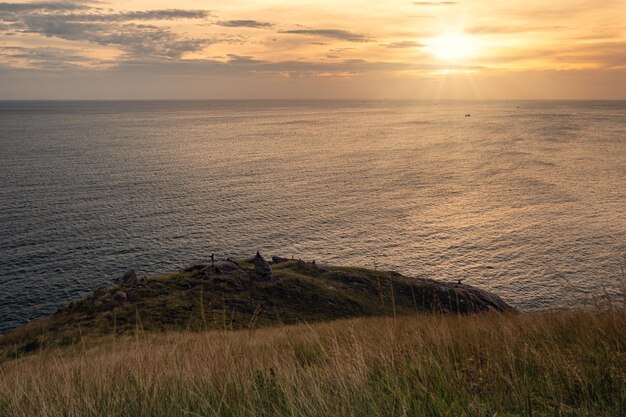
[{"x1": 425, "y1": 32, "x2": 479, "y2": 62}]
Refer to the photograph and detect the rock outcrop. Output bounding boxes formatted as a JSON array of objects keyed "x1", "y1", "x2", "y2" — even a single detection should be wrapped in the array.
[
  {"x1": 452, "y1": 282, "x2": 512, "y2": 313},
  {"x1": 0, "y1": 253, "x2": 516, "y2": 356},
  {"x1": 253, "y1": 252, "x2": 273, "y2": 282},
  {"x1": 200, "y1": 260, "x2": 247, "y2": 290},
  {"x1": 271, "y1": 256, "x2": 290, "y2": 264},
  {"x1": 202, "y1": 260, "x2": 244, "y2": 277},
  {"x1": 117, "y1": 269, "x2": 138, "y2": 286},
  {"x1": 413, "y1": 278, "x2": 515, "y2": 313}
]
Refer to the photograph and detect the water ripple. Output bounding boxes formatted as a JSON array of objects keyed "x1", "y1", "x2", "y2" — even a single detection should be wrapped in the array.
[{"x1": 0, "y1": 100, "x2": 624, "y2": 332}]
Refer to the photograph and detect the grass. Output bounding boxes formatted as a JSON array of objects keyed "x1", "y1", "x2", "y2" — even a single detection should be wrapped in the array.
[{"x1": 0, "y1": 308, "x2": 624, "y2": 417}]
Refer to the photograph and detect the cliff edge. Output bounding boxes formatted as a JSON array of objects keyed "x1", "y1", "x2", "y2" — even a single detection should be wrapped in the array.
[{"x1": 0, "y1": 253, "x2": 514, "y2": 357}]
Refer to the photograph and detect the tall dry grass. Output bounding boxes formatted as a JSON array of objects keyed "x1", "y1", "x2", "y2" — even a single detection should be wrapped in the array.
[{"x1": 0, "y1": 308, "x2": 624, "y2": 417}]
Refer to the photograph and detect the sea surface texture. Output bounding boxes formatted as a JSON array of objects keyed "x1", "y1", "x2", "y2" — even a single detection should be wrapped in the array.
[{"x1": 1, "y1": 100, "x2": 624, "y2": 332}]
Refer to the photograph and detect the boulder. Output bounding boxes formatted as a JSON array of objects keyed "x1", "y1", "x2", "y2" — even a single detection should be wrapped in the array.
[
  {"x1": 112, "y1": 291, "x2": 127, "y2": 302},
  {"x1": 271, "y1": 256, "x2": 290, "y2": 264},
  {"x1": 253, "y1": 252, "x2": 273, "y2": 282},
  {"x1": 202, "y1": 260, "x2": 244, "y2": 277},
  {"x1": 117, "y1": 268, "x2": 138, "y2": 286}
]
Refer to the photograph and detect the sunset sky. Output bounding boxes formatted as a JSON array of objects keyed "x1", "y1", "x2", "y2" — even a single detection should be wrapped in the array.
[{"x1": 0, "y1": 0, "x2": 625, "y2": 99}]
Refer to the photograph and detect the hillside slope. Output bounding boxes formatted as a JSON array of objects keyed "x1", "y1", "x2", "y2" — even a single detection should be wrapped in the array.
[
  {"x1": 0, "y1": 310, "x2": 623, "y2": 417},
  {"x1": 0, "y1": 254, "x2": 513, "y2": 356}
]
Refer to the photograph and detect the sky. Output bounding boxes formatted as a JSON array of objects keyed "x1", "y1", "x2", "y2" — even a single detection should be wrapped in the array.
[{"x1": 0, "y1": 0, "x2": 625, "y2": 99}]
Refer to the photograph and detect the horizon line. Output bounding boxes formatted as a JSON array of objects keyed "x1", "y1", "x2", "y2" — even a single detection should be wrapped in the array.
[{"x1": 1, "y1": 98, "x2": 625, "y2": 102}]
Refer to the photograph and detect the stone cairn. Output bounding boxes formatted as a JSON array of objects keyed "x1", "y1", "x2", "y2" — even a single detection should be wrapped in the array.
[{"x1": 253, "y1": 251, "x2": 274, "y2": 282}]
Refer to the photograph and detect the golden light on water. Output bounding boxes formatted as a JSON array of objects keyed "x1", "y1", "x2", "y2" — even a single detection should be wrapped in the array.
[{"x1": 425, "y1": 33, "x2": 480, "y2": 62}]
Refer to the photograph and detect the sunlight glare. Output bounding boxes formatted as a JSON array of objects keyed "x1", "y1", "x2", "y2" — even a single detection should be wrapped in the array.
[{"x1": 425, "y1": 33, "x2": 480, "y2": 62}]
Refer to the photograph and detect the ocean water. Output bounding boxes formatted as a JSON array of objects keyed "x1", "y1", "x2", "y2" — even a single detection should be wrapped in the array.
[{"x1": 0, "y1": 100, "x2": 624, "y2": 333}]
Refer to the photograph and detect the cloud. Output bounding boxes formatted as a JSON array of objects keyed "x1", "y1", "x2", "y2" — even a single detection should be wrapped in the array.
[
  {"x1": 21, "y1": 18, "x2": 215, "y2": 58},
  {"x1": 280, "y1": 29, "x2": 370, "y2": 43},
  {"x1": 476, "y1": 40, "x2": 626, "y2": 69},
  {"x1": 225, "y1": 53, "x2": 265, "y2": 64},
  {"x1": 0, "y1": 45, "x2": 95, "y2": 69},
  {"x1": 548, "y1": 41, "x2": 626, "y2": 69},
  {"x1": 1, "y1": 4, "x2": 215, "y2": 59},
  {"x1": 96, "y1": 55, "x2": 430, "y2": 80},
  {"x1": 0, "y1": 2, "x2": 210, "y2": 19},
  {"x1": 216, "y1": 20, "x2": 272, "y2": 28},
  {"x1": 467, "y1": 25, "x2": 567, "y2": 35},
  {"x1": 0, "y1": 2, "x2": 89, "y2": 12},
  {"x1": 114, "y1": 10, "x2": 211, "y2": 20},
  {"x1": 413, "y1": 1, "x2": 457, "y2": 5},
  {"x1": 500, "y1": 1, "x2": 614, "y2": 20},
  {"x1": 3, "y1": 9, "x2": 213, "y2": 23},
  {"x1": 386, "y1": 40, "x2": 423, "y2": 48},
  {"x1": 53, "y1": 9, "x2": 213, "y2": 22}
]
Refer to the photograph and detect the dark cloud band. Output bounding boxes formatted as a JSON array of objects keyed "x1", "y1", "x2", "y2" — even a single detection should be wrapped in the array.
[
  {"x1": 280, "y1": 29, "x2": 370, "y2": 43},
  {"x1": 216, "y1": 20, "x2": 273, "y2": 28}
]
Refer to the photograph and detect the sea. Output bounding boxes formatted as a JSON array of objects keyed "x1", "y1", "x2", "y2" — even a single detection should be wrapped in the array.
[{"x1": 0, "y1": 100, "x2": 624, "y2": 333}]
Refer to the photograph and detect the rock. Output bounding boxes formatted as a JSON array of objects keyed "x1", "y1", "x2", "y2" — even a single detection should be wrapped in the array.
[
  {"x1": 200, "y1": 259, "x2": 247, "y2": 290},
  {"x1": 272, "y1": 256, "x2": 290, "y2": 264},
  {"x1": 456, "y1": 284, "x2": 514, "y2": 313},
  {"x1": 421, "y1": 278, "x2": 516, "y2": 313},
  {"x1": 201, "y1": 260, "x2": 244, "y2": 277},
  {"x1": 214, "y1": 260, "x2": 243, "y2": 273},
  {"x1": 253, "y1": 252, "x2": 273, "y2": 282},
  {"x1": 112, "y1": 291, "x2": 127, "y2": 302},
  {"x1": 117, "y1": 269, "x2": 138, "y2": 286}
]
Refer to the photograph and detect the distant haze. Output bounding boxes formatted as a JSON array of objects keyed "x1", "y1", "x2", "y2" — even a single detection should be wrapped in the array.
[{"x1": 0, "y1": 0, "x2": 625, "y2": 99}]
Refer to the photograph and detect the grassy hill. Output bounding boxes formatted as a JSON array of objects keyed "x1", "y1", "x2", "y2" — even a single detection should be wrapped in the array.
[
  {"x1": 0, "y1": 255, "x2": 513, "y2": 357},
  {"x1": 0, "y1": 309, "x2": 623, "y2": 417},
  {"x1": 1, "y1": 256, "x2": 622, "y2": 416}
]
